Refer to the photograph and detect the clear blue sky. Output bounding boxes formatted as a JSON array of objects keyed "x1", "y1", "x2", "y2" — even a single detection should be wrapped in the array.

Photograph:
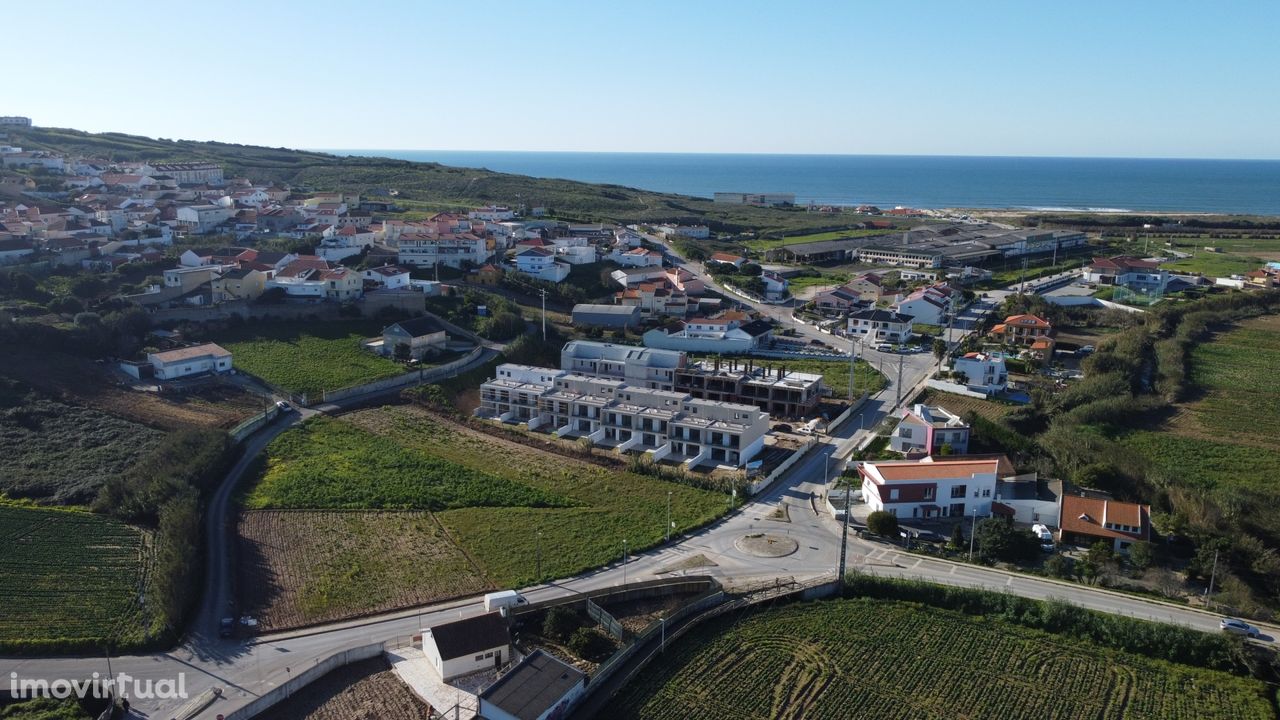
[{"x1": 10, "y1": 0, "x2": 1280, "y2": 158}]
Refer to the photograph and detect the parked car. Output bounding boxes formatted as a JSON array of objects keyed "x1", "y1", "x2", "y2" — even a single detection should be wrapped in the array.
[
  {"x1": 1220, "y1": 618, "x2": 1260, "y2": 638},
  {"x1": 276, "y1": 400, "x2": 293, "y2": 412},
  {"x1": 219, "y1": 617, "x2": 235, "y2": 638},
  {"x1": 1078, "y1": 345, "x2": 1095, "y2": 355},
  {"x1": 875, "y1": 343, "x2": 894, "y2": 352}
]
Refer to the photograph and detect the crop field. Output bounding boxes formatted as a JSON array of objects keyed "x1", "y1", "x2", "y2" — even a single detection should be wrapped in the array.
[
  {"x1": 237, "y1": 510, "x2": 490, "y2": 630},
  {"x1": 250, "y1": 657, "x2": 429, "y2": 720},
  {"x1": 918, "y1": 388, "x2": 1016, "y2": 422},
  {"x1": 239, "y1": 405, "x2": 728, "y2": 624},
  {"x1": 0, "y1": 505, "x2": 152, "y2": 651},
  {"x1": 1120, "y1": 315, "x2": 1280, "y2": 497},
  {"x1": 609, "y1": 599, "x2": 1272, "y2": 720},
  {"x1": 0, "y1": 381, "x2": 164, "y2": 503},
  {"x1": 213, "y1": 320, "x2": 405, "y2": 397}
]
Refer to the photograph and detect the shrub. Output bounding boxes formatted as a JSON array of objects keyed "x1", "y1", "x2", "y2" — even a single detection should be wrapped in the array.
[
  {"x1": 568, "y1": 627, "x2": 615, "y2": 662},
  {"x1": 866, "y1": 510, "x2": 899, "y2": 537},
  {"x1": 975, "y1": 517, "x2": 1040, "y2": 563},
  {"x1": 543, "y1": 606, "x2": 580, "y2": 642}
]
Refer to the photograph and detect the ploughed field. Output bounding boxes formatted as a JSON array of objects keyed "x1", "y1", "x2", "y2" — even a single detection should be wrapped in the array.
[
  {"x1": 609, "y1": 598, "x2": 1273, "y2": 720},
  {"x1": 254, "y1": 657, "x2": 429, "y2": 720},
  {"x1": 0, "y1": 505, "x2": 152, "y2": 653},
  {"x1": 237, "y1": 405, "x2": 728, "y2": 630}
]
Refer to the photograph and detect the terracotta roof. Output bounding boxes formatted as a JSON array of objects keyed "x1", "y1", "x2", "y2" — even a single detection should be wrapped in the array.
[
  {"x1": 1059, "y1": 494, "x2": 1149, "y2": 541},
  {"x1": 866, "y1": 459, "x2": 1000, "y2": 482},
  {"x1": 1003, "y1": 314, "x2": 1051, "y2": 328},
  {"x1": 710, "y1": 252, "x2": 745, "y2": 263}
]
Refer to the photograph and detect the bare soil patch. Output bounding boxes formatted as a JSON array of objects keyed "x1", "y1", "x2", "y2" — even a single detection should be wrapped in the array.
[
  {"x1": 236, "y1": 510, "x2": 491, "y2": 632},
  {"x1": 257, "y1": 657, "x2": 429, "y2": 720}
]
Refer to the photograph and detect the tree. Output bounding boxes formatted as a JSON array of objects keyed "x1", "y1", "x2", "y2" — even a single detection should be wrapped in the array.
[
  {"x1": 393, "y1": 342, "x2": 411, "y2": 362},
  {"x1": 932, "y1": 338, "x2": 947, "y2": 361},
  {"x1": 974, "y1": 517, "x2": 1040, "y2": 563},
  {"x1": 948, "y1": 522, "x2": 965, "y2": 550},
  {"x1": 46, "y1": 296, "x2": 83, "y2": 315},
  {"x1": 1044, "y1": 553, "x2": 1074, "y2": 579},
  {"x1": 1127, "y1": 540, "x2": 1155, "y2": 573},
  {"x1": 70, "y1": 275, "x2": 107, "y2": 300},
  {"x1": 866, "y1": 510, "x2": 899, "y2": 537},
  {"x1": 542, "y1": 606, "x2": 579, "y2": 642}
]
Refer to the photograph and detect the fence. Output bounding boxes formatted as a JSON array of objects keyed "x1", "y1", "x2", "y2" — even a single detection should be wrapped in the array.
[
  {"x1": 228, "y1": 406, "x2": 280, "y2": 444},
  {"x1": 223, "y1": 642, "x2": 385, "y2": 720},
  {"x1": 586, "y1": 598, "x2": 626, "y2": 640},
  {"x1": 748, "y1": 436, "x2": 816, "y2": 495},
  {"x1": 319, "y1": 344, "x2": 484, "y2": 404}
]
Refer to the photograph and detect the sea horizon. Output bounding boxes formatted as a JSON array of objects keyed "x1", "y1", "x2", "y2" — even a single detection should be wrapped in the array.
[{"x1": 319, "y1": 149, "x2": 1280, "y2": 216}]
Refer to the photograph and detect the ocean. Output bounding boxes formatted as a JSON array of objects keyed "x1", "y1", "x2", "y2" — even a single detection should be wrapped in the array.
[{"x1": 323, "y1": 150, "x2": 1280, "y2": 216}]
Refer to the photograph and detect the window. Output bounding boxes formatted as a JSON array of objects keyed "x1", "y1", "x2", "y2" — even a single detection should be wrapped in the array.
[
  {"x1": 982, "y1": 489, "x2": 991, "y2": 498},
  {"x1": 899, "y1": 428, "x2": 913, "y2": 439},
  {"x1": 950, "y1": 485, "x2": 966, "y2": 499},
  {"x1": 475, "y1": 655, "x2": 484, "y2": 661},
  {"x1": 484, "y1": 651, "x2": 494, "y2": 658},
  {"x1": 889, "y1": 488, "x2": 899, "y2": 501}
]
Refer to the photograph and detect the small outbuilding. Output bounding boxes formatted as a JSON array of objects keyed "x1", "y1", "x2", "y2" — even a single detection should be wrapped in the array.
[
  {"x1": 382, "y1": 316, "x2": 449, "y2": 360},
  {"x1": 478, "y1": 649, "x2": 587, "y2": 720},
  {"x1": 572, "y1": 303, "x2": 641, "y2": 329},
  {"x1": 423, "y1": 612, "x2": 511, "y2": 681}
]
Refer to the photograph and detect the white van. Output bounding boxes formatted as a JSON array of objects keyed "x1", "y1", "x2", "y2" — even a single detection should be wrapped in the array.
[
  {"x1": 875, "y1": 343, "x2": 894, "y2": 353},
  {"x1": 484, "y1": 590, "x2": 527, "y2": 613}
]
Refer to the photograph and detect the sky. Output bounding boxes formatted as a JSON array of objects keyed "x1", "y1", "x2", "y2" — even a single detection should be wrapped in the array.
[{"x1": 9, "y1": 0, "x2": 1280, "y2": 158}]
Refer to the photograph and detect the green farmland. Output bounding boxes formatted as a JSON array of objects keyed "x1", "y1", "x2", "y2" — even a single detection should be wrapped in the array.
[
  {"x1": 239, "y1": 406, "x2": 729, "y2": 626},
  {"x1": 610, "y1": 598, "x2": 1272, "y2": 720},
  {"x1": 0, "y1": 505, "x2": 152, "y2": 653},
  {"x1": 214, "y1": 320, "x2": 405, "y2": 398}
]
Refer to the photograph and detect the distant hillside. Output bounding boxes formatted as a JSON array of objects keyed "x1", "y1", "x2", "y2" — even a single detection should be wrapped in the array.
[{"x1": 8, "y1": 126, "x2": 851, "y2": 236}]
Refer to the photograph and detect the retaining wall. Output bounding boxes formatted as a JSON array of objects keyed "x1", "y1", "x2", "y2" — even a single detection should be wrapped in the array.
[{"x1": 224, "y1": 643, "x2": 385, "y2": 720}]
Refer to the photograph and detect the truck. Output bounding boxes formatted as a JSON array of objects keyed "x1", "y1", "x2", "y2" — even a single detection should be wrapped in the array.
[
  {"x1": 484, "y1": 590, "x2": 528, "y2": 613},
  {"x1": 1032, "y1": 524, "x2": 1055, "y2": 552}
]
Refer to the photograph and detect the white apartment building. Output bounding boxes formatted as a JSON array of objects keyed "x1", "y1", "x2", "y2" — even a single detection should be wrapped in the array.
[
  {"x1": 479, "y1": 366, "x2": 769, "y2": 468},
  {"x1": 560, "y1": 340, "x2": 685, "y2": 391},
  {"x1": 859, "y1": 457, "x2": 1000, "y2": 520},
  {"x1": 398, "y1": 233, "x2": 490, "y2": 269},
  {"x1": 514, "y1": 247, "x2": 571, "y2": 282},
  {"x1": 176, "y1": 205, "x2": 234, "y2": 234},
  {"x1": 468, "y1": 205, "x2": 516, "y2": 222},
  {"x1": 847, "y1": 308, "x2": 914, "y2": 344}
]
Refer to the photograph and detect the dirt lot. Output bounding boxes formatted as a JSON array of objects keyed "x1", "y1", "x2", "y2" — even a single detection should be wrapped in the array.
[
  {"x1": 0, "y1": 349, "x2": 264, "y2": 430},
  {"x1": 918, "y1": 388, "x2": 1016, "y2": 422},
  {"x1": 257, "y1": 657, "x2": 429, "y2": 720},
  {"x1": 237, "y1": 510, "x2": 492, "y2": 631}
]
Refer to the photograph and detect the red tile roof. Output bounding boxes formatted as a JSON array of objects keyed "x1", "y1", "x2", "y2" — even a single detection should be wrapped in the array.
[{"x1": 1059, "y1": 495, "x2": 1149, "y2": 541}]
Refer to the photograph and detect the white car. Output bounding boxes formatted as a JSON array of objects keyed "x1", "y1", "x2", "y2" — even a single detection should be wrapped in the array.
[{"x1": 1219, "y1": 618, "x2": 1260, "y2": 638}]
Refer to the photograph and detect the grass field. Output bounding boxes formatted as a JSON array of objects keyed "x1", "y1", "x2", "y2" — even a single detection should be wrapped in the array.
[
  {"x1": 213, "y1": 320, "x2": 406, "y2": 397},
  {"x1": 0, "y1": 380, "x2": 164, "y2": 504},
  {"x1": 238, "y1": 406, "x2": 729, "y2": 625},
  {"x1": 237, "y1": 510, "x2": 491, "y2": 629},
  {"x1": 1161, "y1": 252, "x2": 1263, "y2": 278},
  {"x1": 609, "y1": 598, "x2": 1272, "y2": 720},
  {"x1": 1120, "y1": 316, "x2": 1280, "y2": 496},
  {"x1": 695, "y1": 357, "x2": 885, "y2": 400},
  {"x1": 0, "y1": 505, "x2": 152, "y2": 652}
]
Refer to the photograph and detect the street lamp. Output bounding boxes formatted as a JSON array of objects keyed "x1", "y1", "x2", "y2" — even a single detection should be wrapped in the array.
[
  {"x1": 536, "y1": 530, "x2": 542, "y2": 583},
  {"x1": 660, "y1": 615, "x2": 667, "y2": 653},
  {"x1": 968, "y1": 507, "x2": 978, "y2": 562},
  {"x1": 623, "y1": 538, "x2": 629, "y2": 586},
  {"x1": 666, "y1": 491, "x2": 673, "y2": 542}
]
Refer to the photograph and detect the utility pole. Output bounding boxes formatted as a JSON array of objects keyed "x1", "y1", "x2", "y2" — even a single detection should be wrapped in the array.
[
  {"x1": 837, "y1": 474, "x2": 852, "y2": 593},
  {"x1": 622, "y1": 538, "x2": 629, "y2": 586},
  {"x1": 540, "y1": 288, "x2": 547, "y2": 341},
  {"x1": 1205, "y1": 549, "x2": 1220, "y2": 598},
  {"x1": 848, "y1": 340, "x2": 856, "y2": 402},
  {"x1": 895, "y1": 352, "x2": 904, "y2": 406},
  {"x1": 968, "y1": 507, "x2": 978, "y2": 562},
  {"x1": 536, "y1": 530, "x2": 542, "y2": 583}
]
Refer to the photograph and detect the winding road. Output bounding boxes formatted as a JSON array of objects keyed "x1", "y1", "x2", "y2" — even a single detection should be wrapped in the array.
[{"x1": 2, "y1": 260, "x2": 1270, "y2": 719}]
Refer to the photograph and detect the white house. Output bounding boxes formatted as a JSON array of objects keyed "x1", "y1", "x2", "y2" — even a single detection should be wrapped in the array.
[
  {"x1": 859, "y1": 457, "x2": 1000, "y2": 520},
  {"x1": 892, "y1": 284, "x2": 954, "y2": 326},
  {"x1": 422, "y1": 612, "x2": 511, "y2": 681},
  {"x1": 147, "y1": 343, "x2": 233, "y2": 380},
  {"x1": 1084, "y1": 256, "x2": 1170, "y2": 294},
  {"x1": 363, "y1": 264, "x2": 412, "y2": 289},
  {"x1": 397, "y1": 232, "x2": 489, "y2": 269},
  {"x1": 610, "y1": 246, "x2": 664, "y2": 267},
  {"x1": 657, "y1": 224, "x2": 710, "y2": 239},
  {"x1": 556, "y1": 244, "x2": 598, "y2": 265},
  {"x1": 514, "y1": 247, "x2": 571, "y2": 282},
  {"x1": 890, "y1": 404, "x2": 970, "y2": 455},
  {"x1": 847, "y1": 308, "x2": 913, "y2": 344},
  {"x1": 469, "y1": 205, "x2": 516, "y2": 222},
  {"x1": 951, "y1": 351, "x2": 1008, "y2": 395},
  {"x1": 478, "y1": 649, "x2": 586, "y2": 720},
  {"x1": 175, "y1": 205, "x2": 234, "y2": 234},
  {"x1": 760, "y1": 270, "x2": 789, "y2": 300}
]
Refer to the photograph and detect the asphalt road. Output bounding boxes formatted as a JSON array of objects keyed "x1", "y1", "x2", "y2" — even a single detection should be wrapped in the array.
[{"x1": 3, "y1": 261, "x2": 1268, "y2": 719}]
